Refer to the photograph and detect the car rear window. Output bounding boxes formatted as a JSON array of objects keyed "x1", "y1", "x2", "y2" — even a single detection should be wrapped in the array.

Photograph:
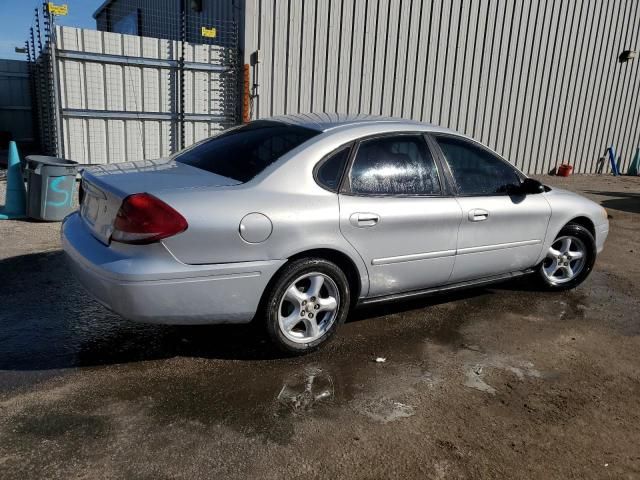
[{"x1": 175, "y1": 121, "x2": 319, "y2": 182}]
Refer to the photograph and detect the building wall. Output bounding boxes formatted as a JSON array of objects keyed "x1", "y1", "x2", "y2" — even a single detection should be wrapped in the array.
[
  {"x1": 95, "y1": 0, "x2": 242, "y2": 49},
  {"x1": 0, "y1": 60, "x2": 33, "y2": 144},
  {"x1": 244, "y1": 0, "x2": 640, "y2": 174}
]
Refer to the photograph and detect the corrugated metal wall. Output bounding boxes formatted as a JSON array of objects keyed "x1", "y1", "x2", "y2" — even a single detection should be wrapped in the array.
[
  {"x1": 0, "y1": 60, "x2": 34, "y2": 143},
  {"x1": 244, "y1": 0, "x2": 640, "y2": 174}
]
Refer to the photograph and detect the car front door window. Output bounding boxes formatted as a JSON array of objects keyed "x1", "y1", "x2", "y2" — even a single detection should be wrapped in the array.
[
  {"x1": 436, "y1": 137, "x2": 521, "y2": 195},
  {"x1": 435, "y1": 135, "x2": 552, "y2": 282}
]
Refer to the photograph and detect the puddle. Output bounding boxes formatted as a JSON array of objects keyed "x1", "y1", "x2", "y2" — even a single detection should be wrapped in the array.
[
  {"x1": 354, "y1": 397, "x2": 415, "y2": 423},
  {"x1": 464, "y1": 365, "x2": 497, "y2": 395},
  {"x1": 462, "y1": 354, "x2": 543, "y2": 395},
  {"x1": 276, "y1": 366, "x2": 334, "y2": 414},
  {"x1": 14, "y1": 410, "x2": 108, "y2": 440}
]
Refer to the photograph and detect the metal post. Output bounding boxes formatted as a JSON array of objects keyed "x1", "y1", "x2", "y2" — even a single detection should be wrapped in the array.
[
  {"x1": 35, "y1": 8, "x2": 43, "y2": 54},
  {"x1": 33, "y1": 9, "x2": 46, "y2": 152},
  {"x1": 26, "y1": 37, "x2": 41, "y2": 151},
  {"x1": 30, "y1": 24, "x2": 47, "y2": 153},
  {"x1": 44, "y1": 3, "x2": 65, "y2": 158},
  {"x1": 178, "y1": 0, "x2": 186, "y2": 151},
  {"x1": 607, "y1": 146, "x2": 620, "y2": 176}
]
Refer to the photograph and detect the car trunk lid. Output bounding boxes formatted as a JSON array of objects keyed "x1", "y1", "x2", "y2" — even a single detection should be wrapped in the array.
[{"x1": 79, "y1": 158, "x2": 240, "y2": 244}]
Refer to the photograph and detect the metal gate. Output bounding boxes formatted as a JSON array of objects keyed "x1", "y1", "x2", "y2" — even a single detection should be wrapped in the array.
[{"x1": 29, "y1": 7, "x2": 239, "y2": 165}]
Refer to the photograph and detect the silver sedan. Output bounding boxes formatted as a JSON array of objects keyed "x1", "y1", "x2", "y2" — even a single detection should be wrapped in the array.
[{"x1": 62, "y1": 114, "x2": 609, "y2": 353}]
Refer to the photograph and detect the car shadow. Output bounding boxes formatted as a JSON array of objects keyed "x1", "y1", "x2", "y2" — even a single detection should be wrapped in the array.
[
  {"x1": 583, "y1": 189, "x2": 640, "y2": 214},
  {"x1": 0, "y1": 250, "x2": 533, "y2": 371}
]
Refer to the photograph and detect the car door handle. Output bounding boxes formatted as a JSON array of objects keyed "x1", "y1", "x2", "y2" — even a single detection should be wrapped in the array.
[
  {"x1": 468, "y1": 209, "x2": 489, "y2": 222},
  {"x1": 350, "y1": 212, "x2": 380, "y2": 227}
]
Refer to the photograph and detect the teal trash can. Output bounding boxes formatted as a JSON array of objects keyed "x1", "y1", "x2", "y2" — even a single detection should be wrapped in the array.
[{"x1": 25, "y1": 155, "x2": 78, "y2": 221}]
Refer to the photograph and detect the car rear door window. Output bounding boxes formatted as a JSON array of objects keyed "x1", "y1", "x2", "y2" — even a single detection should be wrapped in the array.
[
  {"x1": 176, "y1": 121, "x2": 319, "y2": 182},
  {"x1": 316, "y1": 146, "x2": 350, "y2": 191},
  {"x1": 436, "y1": 136, "x2": 522, "y2": 195},
  {"x1": 348, "y1": 135, "x2": 441, "y2": 195}
]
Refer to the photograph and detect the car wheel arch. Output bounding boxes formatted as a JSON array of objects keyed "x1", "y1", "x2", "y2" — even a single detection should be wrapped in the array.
[
  {"x1": 287, "y1": 248, "x2": 364, "y2": 302},
  {"x1": 565, "y1": 216, "x2": 596, "y2": 238},
  {"x1": 546, "y1": 215, "x2": 597, "y2": 251},
  {"x1": 538, "y1": 215, "x2": 598, "y2": 265},
  {"x1": 258, "y1": 248, "x2": 366, "y2": 311}
]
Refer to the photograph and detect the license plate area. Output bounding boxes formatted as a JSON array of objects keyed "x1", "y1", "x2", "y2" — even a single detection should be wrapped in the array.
[
  {"x1": 81, "y1": 191, "x2": 101, "y2": 225},
  {"x1": 77, "y1": 177, "x2": 117, "y2": 245}
]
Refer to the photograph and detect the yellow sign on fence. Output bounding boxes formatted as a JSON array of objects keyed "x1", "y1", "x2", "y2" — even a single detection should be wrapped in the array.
[
  {"x1": 201, "y1": 27, "x2": 217, "y2": 39},
  {"x1": 48, "y1": 2, "x2": 68, "y2": 16}
]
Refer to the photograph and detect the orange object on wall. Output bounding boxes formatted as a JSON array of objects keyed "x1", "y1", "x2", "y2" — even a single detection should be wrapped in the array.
[{"x1": 242, "y1": 64, "x2": 250, "y2": 123}]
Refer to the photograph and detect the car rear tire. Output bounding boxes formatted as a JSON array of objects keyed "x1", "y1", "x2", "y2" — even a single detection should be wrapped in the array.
[
  {"x1": 537, "y1": 223, "x2": 596, "y2": 290},
  {"x1": 263, "y1": 258, "x2": 351, "y2": 354}
]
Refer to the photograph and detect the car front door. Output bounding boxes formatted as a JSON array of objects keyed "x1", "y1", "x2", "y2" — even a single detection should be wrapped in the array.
[
  {"x1": 432, "y1": 135, "x2": 551, "y2": 282},
  {"x1": 338, "y1": 133, "x2": 463, "y2": 298}
]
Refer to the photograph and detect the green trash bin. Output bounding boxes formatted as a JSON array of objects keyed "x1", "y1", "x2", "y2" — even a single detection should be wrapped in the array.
[{"x1": 25, "y1": 155, "x2": 79, "y2": 221}]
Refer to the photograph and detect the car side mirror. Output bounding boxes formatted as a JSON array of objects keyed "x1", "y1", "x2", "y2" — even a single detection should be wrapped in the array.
[{"x1": 520, "y1": 178, "x2": 545, "y2": 194}]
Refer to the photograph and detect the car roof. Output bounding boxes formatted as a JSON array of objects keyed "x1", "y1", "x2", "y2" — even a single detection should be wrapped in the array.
[{"x1": 269, "y1": 112, "x2": 456, "y2": 134}]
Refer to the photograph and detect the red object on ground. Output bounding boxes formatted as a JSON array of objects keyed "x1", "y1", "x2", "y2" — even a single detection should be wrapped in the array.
[{"x1": 557, "y1": 164, "x2": 573, "y2": 176}]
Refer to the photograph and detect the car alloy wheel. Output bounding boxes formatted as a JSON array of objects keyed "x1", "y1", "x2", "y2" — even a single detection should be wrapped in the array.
[
  {"x1": 542, "y1": 235, "x2": 587, "y2": 285},
  {"x1": 278, "y1": 272, "x2": 340, "y2": 344}
]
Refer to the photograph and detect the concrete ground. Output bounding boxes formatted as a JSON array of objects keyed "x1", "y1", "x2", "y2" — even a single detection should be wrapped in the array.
[{"x1": 0, "y1": 174, "x2": 638, "y2": 479}]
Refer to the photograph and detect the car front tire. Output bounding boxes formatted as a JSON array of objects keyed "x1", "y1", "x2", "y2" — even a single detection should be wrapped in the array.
[
  {"x1": 537, "y1": 223, "x2": 597, "y2": 290},
  {"x1": 263, "y1": 258, "x2": 351, "y2": 354}
]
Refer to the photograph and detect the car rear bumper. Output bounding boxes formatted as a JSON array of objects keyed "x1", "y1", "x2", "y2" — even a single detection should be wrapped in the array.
[{"x1": 61, "y1": 212, "x2": 285, "y2": 324}]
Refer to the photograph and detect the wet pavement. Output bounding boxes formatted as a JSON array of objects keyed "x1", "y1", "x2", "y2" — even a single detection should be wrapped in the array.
[{"x1": 0, "y1": 175, "x2": 639, "y2": 479}]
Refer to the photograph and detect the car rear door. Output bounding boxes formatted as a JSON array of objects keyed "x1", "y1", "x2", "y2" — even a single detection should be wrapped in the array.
[
  {"x1": 431, "y1": 134, "x2": 551, "y2": 282},
  {"x1": 337, "y1": 133, "x2": 462, "y2": 298}
]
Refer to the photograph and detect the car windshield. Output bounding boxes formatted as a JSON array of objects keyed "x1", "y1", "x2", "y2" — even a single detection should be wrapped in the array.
[{"x1": 175, "y1": 121, "x2": 320, "y2": 182}]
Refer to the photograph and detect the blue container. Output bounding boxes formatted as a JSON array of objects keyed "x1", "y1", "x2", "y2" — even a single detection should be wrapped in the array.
[{"x1": 25, "y1": 155, "x2": 78, "y2": 221}]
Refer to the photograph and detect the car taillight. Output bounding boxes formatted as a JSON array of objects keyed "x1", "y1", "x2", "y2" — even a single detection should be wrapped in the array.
[{"x1": 111, "y1": 193, "x2": 188, "y2": 245}]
